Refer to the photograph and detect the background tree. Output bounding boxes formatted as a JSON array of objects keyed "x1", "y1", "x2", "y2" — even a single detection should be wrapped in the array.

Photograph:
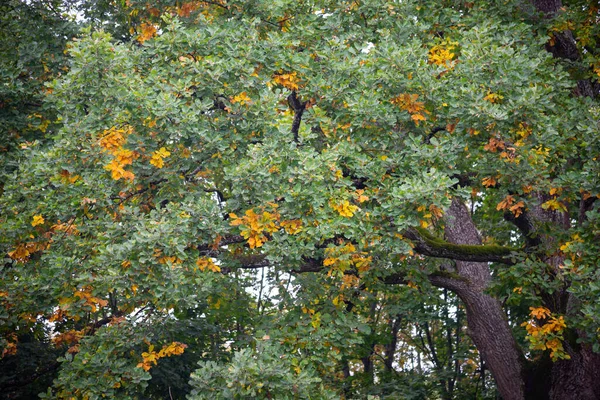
[{"x1": 1, "y1": 1, "x2": 600, "y2": 399}]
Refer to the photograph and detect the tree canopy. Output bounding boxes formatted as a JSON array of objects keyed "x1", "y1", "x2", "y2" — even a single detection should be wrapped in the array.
[{"x1": 1, "y1": 0, "x2": 600, "y2": 399}]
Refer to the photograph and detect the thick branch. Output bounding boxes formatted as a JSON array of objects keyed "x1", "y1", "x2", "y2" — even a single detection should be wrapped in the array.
[{"x1": 405, "y1": 227, "x2": 516, "y2": 265}]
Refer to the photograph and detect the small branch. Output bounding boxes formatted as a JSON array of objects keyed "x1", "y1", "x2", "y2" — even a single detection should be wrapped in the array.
[
  {"x1": 425, "y1": 126, "x2": 446, "y2": 144},
  {"x1": 287, "y1": 91, "x2": 307, "y2": 143}
]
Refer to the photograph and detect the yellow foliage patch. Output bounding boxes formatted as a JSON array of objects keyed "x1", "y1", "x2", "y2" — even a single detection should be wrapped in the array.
[
  {"x1": 138, "y1": 22, "x2": 157, "y2": 43},
  {"x1": 231, "y1": 91, "x2": 251, "y2": 105},
  {"x1": 74, "y1": 287, "x2": 108, "y2": 313},
  {"x1": 541, "y1": 198, "x2": 567, "y2": 213},
  {"x1": 390, "y1": 93, "x2": 427, "y2": 125},
  {"x1": 330, "y1": 199, "x2": 359, "y2": 217},
  {"x1": 280, "y1": 219, "x2": 303, "y2": 235},
  {"x1": 483, "y1": 92, "x2": 504, "y2": 103},
  {"x1": 31, "y1": 215, "x2": 45, "y2": 227},
  {"x1": 229, "y1": 206, "x2": 281, "y2": 248},
  {"x1": 52, "y1": 329, "x2": 84, "y2": 348},
  {"x1": 137, "y1": 342, "x2": 188, "y2": 371},
  {"x1": 150, "y1": 147, "x2": 171, "y2": 169},
  {"x1": 177, "y1": 1, "x2": 201, "y2": 17},
  {"x1": 272, "y1": 71, "x2": 300, "y2": 91},
  {"x1": 8, "y1": 241, "x2": 49, "y2": 263},
  {"x1": 99, "y1": 126, "x2": 137, "y2": 181},
  {"x1": 521, "y1": 307, "x2": 570, "y2": 361},
  {"x1": 196, "y1": 257, "x2": 221, "y2": 273},
  {"x1": 482, "y1": 176, "x2": 497, "y2": 187},
  {"x1": 428, "y1": 39, "x2": 458, "y2": 67}
]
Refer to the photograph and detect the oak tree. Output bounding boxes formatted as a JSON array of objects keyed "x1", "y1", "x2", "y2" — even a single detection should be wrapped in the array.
[{"x1": 2, "y1": 0, "x2": 600, "y2": 399}]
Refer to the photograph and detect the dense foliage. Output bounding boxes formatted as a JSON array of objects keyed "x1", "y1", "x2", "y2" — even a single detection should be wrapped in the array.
[{"x1": 1, "y1": 0, "x2": 600, "y2": 399}]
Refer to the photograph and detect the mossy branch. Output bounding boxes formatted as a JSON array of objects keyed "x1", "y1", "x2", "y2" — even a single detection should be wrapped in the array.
[{"x1": 405, "y1": 227, "x2": 517, "y2": 265}]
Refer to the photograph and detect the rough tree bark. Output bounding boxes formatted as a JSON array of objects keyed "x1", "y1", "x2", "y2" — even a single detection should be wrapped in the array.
[
  {"x1": 429, "y1": 199, "x2": 525, "y2": 400},
  {"x1": 422, "y1": 195, "x2": 600, "y2": 400}
]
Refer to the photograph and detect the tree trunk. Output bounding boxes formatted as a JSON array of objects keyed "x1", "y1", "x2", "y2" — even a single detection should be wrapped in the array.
[
  {"x1": 549, "y1": 342, "x2": 600, "y2": 400},
  {"x1": 439, "y1": 199, "x2": 525, "y2": 400},
  {"x1": 428, "y1": 198, "x2": 600, "y2": 399}
]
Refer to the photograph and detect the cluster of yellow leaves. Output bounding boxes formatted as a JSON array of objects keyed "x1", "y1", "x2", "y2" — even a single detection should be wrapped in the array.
[
  {"x1": 230, "y1": 91, "x2": 251, "y2": 105},
  {"x1": 496, "y1": 195, "x2": 525, "y2": 218},
  {"x1": 521, "y1": 306, "x2": 570, "y2": 361},
  {"x1": 482, "y1": 176, "x2": 497, "y2": 188},
  {"x1": 541, "y1": 197, "x2": 567, "y2": 213},
  {"x1": 31, "y1": 215, "x2": 45, "y2": 227},
  {"x1": 390, "y1": 93, "x2": 427, "y2": 125},
  {"x1": 99, "y1": 125, "x2": 130, "y2": 151},
  {"x1": 52, "y1": 329, "x2": 84, "y2": 348},
  {"x1": 428, "y1": 39, "x2": 459, "y2": 67},
  {"x1": 329, "y1": 199, "x2": 359, "y2": 217},
  {"x1": 149, "y1": 147, "x2": 171, "y2": 169},
  {"x1": 323, "y1": 242, "x2": 372, "y2": 280},
  {"x1": 52, "y1": 219, "x2": 79, "y2": 235},
  {"x1": 483, "y1": 137, "x2": 505, "y2": 152},
  {"x1": 593, "y1": 62, "x2": 600, "y2": 78},
  {"x1": 158, "y1": 255, "x2": 182, "y2": 267},
  {"x1": 48, "y1": 308, "x2": 67, "y2": 323},
  {"x1": 74, "y1": 286, "x2": 108, "y2": 313},
  {"x1": 416, "y1": 204, "x2": 444, "y2": 228},
  {"x1": 137, "y1": 342, "x2": 188, "y2": 371},
  {"x1": 301, "y1": 301, "x2": 322, "y2": 329},
  {"x1": 483, "y1": 91, "x2": 504, "y2": 103},
  {"x1": 137, "y1": 22, "x2": 157, "y2": 43},
  {"x1": 354, "y1": 189, "x2": 369, "y2": 203},
  {"x1": 272, "y1": 71, "x2": 300, "y2": 91},
  {"x1": 230, "y1": 205, "x2": 301, "y2": 249},
  {"x1": 105, "y1": 149, "x2": 138, "y2": 180},
  {"x1": 513, "y1": 122, "x2": 532, "y2": 146},
  {"x1": 280, "y1": 219, "x2": 303, "y2": 234},
  {"x1": 196, "y1": 257, "x2": 221, "y2": 273},
  {"x1": 8, "y1": 241, "x2": 48, "y2": 263},
  {"x1": 99, "y1": 126, "x2": 138, "y2": 181},
  {"x1": 560, "y1": 233, "x2": 583, "y2": 265},
  {"x1": 230, "y1": 208, "x2": 277, "y2": 248}
]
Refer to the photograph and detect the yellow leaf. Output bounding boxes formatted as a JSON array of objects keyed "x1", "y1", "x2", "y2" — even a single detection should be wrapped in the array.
[
  {"x1": 31, "y1": 215, "x2": 45, "y2": 227},
  {"x1": 272, "y1": 71, "x2": 300, "y2": 90},
  {"x1": 482, "y1": 176, "x2": 497, "y2": 187},
  {"x1": 355, "y1": 189, "x2": 369, "y2": 203},
  {"x1": 330, "y1": 200, "x2": 359, "y2": 217},
  {"x1": 529, "y1": 306, "x2": 551, "y2": 320},
  {"x1": 541, "y1": 198, "x2": 567, "y2": 212},
  {"x1": 231, "y1": 92, "x2": 251, "y2": 105},
  {"x1": 150, "y1": 147, "x2": 171, "y2": 168},
  {"x1": 483, "y1": 92, "x2": 504, "y2": 103},
  {"x1": 138, "y1": 22, "x2": 157, "y2": 43},
  {"x1": 496, "y1": 195, "x2": 514, "y2": 211},
  {"x1": 323, "y1": 257, "x2": 337, "y2": 266},
  {"x1": 509, "y1": 201, "x2": 525, "y2": 218}
]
